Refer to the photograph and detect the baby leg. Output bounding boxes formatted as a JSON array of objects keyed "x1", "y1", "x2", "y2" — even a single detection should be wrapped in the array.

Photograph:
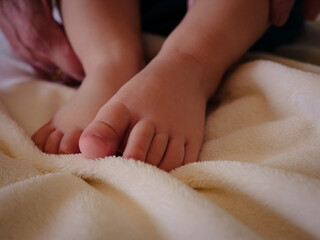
[
  {"x1": 79, "y1": 0, "x2": 270, "y2": 171},
  {"x1": 32, "y1": 0, "x2": 144, "y2": 154}
]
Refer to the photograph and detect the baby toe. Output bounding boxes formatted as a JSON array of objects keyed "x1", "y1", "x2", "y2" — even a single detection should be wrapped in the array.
[
  {"x1": 123, "y1": 120, "x2": 155, "y2": 162},
  {"x1": 31, "y1": 121, "x2": 56, "y2": 151},
  {"x1": 183, "y1": 140, "x2": 202, "y2": 166},
  {"x1": 145, "y1": 133, "x2": 168, "y2": 166},
  {"x1": 44, "y1": 130, "x2": 63, "y2": 154},
  {"x1": 58, "y1": 129, "x2": 82, "y2": 154},
  {"x1": 159, "y1": 137, "x2": 185, "y2": 172}
]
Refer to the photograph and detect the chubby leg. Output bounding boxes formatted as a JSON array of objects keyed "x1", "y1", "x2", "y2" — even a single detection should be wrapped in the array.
[
  {"x1": 32, "y1": 0, "x2": 144, "y2": 154},
  {"x1": 79, "y1": 0, "x2": 270, "y2": 171}
]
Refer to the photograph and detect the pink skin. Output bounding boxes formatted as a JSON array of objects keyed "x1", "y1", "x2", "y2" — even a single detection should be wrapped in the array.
[{"x1": 0, "y1": 0, "x2": 84, "y2": 82}]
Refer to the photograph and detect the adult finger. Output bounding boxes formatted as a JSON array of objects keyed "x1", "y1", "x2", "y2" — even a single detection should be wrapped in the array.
[
  {"x1": 269, "y1": 0, "x2": 295, "y2": 26},
  {"x1": 48, "y1": 25, "x2": 85, "y2": 81},
  {"x1": 302, "y1": 0, "x2": 320, "y2": 20},
  {"x1": 0, "y1": 0, "x2": 84, "y2": 81}
]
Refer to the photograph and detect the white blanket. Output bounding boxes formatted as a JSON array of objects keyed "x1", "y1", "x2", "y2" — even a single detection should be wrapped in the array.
[{"x1": 0, "y1": 23, "x2": 320, "y2": 240}]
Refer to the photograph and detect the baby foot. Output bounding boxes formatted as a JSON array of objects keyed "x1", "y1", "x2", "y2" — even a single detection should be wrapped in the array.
[
  {"x1": 79, "y1": 56, "x2": 208, "y2": 171},
  {"x1": 32, "y1": 62, "x2": 142, "y2": 154}
]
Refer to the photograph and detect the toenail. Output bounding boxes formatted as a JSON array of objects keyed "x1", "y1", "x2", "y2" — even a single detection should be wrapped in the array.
[{"x1": 86, "y1": 132, "x2": 107, "y2": 143}]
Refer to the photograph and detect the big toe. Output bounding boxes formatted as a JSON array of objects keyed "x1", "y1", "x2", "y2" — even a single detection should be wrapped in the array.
[{"x1": 79, "y1": 100, "x2": 130, "y2": 159}]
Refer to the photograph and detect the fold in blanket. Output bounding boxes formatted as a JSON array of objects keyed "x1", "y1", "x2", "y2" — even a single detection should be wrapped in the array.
[{"x1": 0, "y1": 23, "x2": 320, "y2": 240}]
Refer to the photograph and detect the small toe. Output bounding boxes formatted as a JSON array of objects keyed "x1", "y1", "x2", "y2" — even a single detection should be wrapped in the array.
[
  {"x1": 32, "y1": 121, "x2": 56, "y2": 151},
  {"x1": 145, "y1": 133, "x2": 168, "y2": 166},
  {"x1": 123, "y1": 120, "x2": 155, "y2": 162},
  {"x1": 44, "y1": 130, "x2": 64, "y2": 154},
  {"x1": 58, "y1": 129, "x2": 82, "y2": 154},
  {"x1": 159, "y1": 138, "x2": 185, "y2": 172},
  {"x1": 182, "y1": 140, "x2": 202, "y2": 166}
]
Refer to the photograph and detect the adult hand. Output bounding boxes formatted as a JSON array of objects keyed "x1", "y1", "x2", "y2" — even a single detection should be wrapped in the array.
[
  {"x1": 301, "y1": 0, "x2": 320, "y2": 21},
  {"x1": 270, "y1": 0, "x2": 320, "y2": 26},
  {"x1": 0, "y1": 0, "x2": 84, "y2": 81}
]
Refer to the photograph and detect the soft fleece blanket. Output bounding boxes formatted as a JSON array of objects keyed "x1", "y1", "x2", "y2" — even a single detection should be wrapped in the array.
[{"x1": 0, "y1": 23, "x2": 320, "y2": 240}]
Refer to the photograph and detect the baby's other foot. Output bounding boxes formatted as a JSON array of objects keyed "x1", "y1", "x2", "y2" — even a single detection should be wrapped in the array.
[
  {"x1": 32, "y1": 62, "x2": 142, "y2": 154},
  {"x1": 80, "y1": 56, "x2": 208, "y2": 171}
]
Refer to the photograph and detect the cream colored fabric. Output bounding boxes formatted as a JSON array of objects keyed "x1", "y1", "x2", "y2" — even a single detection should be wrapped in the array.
[{"x1": 0, "y1": 23, "x2": 320, "y2": 240}]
